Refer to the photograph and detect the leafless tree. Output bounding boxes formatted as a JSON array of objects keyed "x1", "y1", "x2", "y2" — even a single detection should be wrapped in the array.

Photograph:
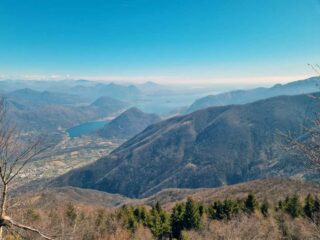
[{"x1": 0, "y1": 98, "x2": 53, "y2": 239}]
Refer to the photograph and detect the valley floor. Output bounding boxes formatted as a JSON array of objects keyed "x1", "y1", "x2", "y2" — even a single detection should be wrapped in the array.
[{"x1": 13, "y1": 133, "x2": 123, "y2": 189}]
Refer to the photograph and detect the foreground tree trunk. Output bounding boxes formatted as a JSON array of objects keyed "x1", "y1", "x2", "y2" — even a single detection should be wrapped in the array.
[
  {"x1": 0, "y1": 183, "x2": 7, "y2": 239},
  {"x1": 0, "y1": 97, "x2": 53, "y2": 239}
]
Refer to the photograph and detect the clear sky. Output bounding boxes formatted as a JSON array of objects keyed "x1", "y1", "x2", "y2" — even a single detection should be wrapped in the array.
[{"x1": 0, "y1": 0, "x2": 319, "y2": 84}]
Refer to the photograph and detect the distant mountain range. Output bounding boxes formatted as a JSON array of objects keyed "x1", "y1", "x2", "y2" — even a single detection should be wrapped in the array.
[
  {"x1": 97, "y1": 107, "x2": 161, "y2": 139},
  {"x1": 0, "y1": 79, "x2": 96, "y2": 93},
  {"x1": 7, "y1": 88, "x2": 85, "y2": 105},
  {"x1": 188, "y1": 76, "x2": 320, "y2": 112},
  {"x1": 52, "y1": 92, "x2": 320, "y2": 198},
  {"x1": 0, "y1": 80, "x2": 142, "y2": 102},
  {"x1": 67, "y1": 83, "x2": 141, "y2": 101},
  {"x1": 6, "y1": 94, "x2": 128, "y2": 132}
]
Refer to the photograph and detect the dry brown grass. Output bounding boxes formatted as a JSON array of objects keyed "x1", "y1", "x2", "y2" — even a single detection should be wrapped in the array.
[
  {"x1": 182, "y1": 213, "x2": 320, "y2": 240},
  {"x1": 5, "y1": 195, "x2": 320, "y2": 239},
  {"x1": 146, "y1": 178, "x2": 320, "y2": 209},
  {"x1": 5, "y1": 178, "x2": 320, "y2": 239}
]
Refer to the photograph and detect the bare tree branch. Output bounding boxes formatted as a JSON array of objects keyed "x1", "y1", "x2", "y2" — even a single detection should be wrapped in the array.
[
  {"x1": 4, "y1": 217, "x2": 54, "y2": 240},
  {"x1": 0, "y1": 96, "x2": 54, "y2": 239}
]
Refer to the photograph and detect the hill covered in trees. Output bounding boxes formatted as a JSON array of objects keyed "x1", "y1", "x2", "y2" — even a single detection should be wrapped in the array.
[
  {"x1": 52, "y1": 92, "x2": 320, "y2": 198},
  {"x1": 97, "y1": 107, "x2": 161, "y2": 139}
]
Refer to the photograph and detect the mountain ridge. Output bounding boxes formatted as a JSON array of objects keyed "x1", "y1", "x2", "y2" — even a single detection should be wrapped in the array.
[
  {"x1": 97, "y1": 107, "x2": 161, "y2": 139},
  {"x1": 188, "y1": 76, "x2": 320, "y2": 112},
  {"x1": 21, "y1": 178, "x2": 320, "y2": 209},
  {"x1": 52, "y1": 92, "x2": 320, "y2": 198},
  {"x1": 5, "y1": 95, "x2": 128, "y2": 132}
]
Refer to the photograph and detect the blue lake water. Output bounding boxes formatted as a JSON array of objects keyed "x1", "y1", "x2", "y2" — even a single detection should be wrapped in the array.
[{"x1": 67, "y1": 121, "x2": 108, "y2": 138}]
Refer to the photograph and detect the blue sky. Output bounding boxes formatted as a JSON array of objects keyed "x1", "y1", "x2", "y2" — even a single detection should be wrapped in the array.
[{"x1": 0, "y1": 0, "x2": 319, "y2": 84}]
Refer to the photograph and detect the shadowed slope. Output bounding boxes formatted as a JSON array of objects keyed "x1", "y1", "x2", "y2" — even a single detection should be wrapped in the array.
[
  {"x1": 52, "y1": 93, "x2": 320, "y2": 198},
  {"x1": 97, "y1": 107, "x2": 161, "y2": 139}
]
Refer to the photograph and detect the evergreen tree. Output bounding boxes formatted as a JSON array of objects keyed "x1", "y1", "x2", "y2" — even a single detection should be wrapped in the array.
[
  {"x1": 140, "y1": 206, "x2": 150, "y2": 225},
  {"x1": 227, "y1": 199, "x2": 242, "y2": 218},
  {"x1": 133, "y1": 206, "x2": 149, "y2": 225},
  {"x1": 150, "y1": 210, "x2": 162, "y2": 238},
  {"x1": 198, "y1": 204, "x2": 205, "y2": 217},
  {"x1": 236, "y1": 198, "x2": 246, "y2": 212},
  {"x1": 314, "y1": 196, "x2": 320, "y2": 224},
  {"x1": 315, "y1": 196, "x2": 320, "y2": 212},
  {"x1": 278, "y1": 200, "x2": 284, "y2": 211},
  {"x1": 208, "y1": 199, "x2": 243, "y2": 220},
  {"x1": 149, "y1": 202, "x2": 171, "y2": 239},
  {"x1": 171, "y1": 203, "x2": 185, "y2": 239},
  {"x1": 304, "y1": 194, "x2": 315, "y2": 219},
  {"x1": 245, "y1": 193, "x2": 258, "y2": 214},
  {"x1": 260, "y1": 199, "x2": 269, "y2": 217},
  {"x1": 183, "y1": 198, "x2": 201, "y2": 230},
  {"x1": 223, "y1": 199, "x2": 233, "y2": 219},
  {"x1": 216, "y1": 200, "x2": 225, "y2": 220},
  {"x1": 119, "y1": 205, "x2": 138, "y2": 232},
  {"x1": 133, "y1": 207, "x2": 140, "y2": 220},
  {"x1": 155, "y1": 201, "x2": 162, "y2": 212},
  {"x1": 208, "y1": 200, "x2": 224, "y2": 220},
  {"x1": 283, "y1": 194, "x2": 302, "y2": 218},
  {"x1": 127, "y1": 212, "x2": 138, "y2": 232}
]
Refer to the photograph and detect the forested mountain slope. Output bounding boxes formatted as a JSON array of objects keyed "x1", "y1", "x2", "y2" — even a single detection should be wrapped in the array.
[{"x1": 53, "y1": 93, "x2": 320, "y2": 198}]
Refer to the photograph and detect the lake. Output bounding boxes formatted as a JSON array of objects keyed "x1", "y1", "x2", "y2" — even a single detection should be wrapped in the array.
[{"x1": 67, "y1": 121, "x2": 108, "y2": 138}]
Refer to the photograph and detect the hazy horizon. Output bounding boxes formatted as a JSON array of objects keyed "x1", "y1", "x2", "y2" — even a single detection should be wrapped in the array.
[
  {"x1": 1, "y1": 0, "x2": 319, "y2": 85},
  {"x1": 0, "y1": 74, "x2": 316, "y2": 87}
]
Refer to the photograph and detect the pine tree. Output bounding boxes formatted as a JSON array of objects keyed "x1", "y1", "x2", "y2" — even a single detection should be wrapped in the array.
[
  {"x1": 236, "y1": 199, "x2": 245, "y2": 212},
  {"x1": 284, "y1": 194, "x2": 302, "y2": 218},
  {"x1": 149, "y1": 202, "x2": 171, "y2": 239},
  {"x1": 260, "y1": 199, "x2": 269, "y2": 217},
  {"x1": 171, "y1": 203, "x2": 185, "y2": 239},
  {"x1": 245, "y1": 193, "x2": 258, "y2": 214},
  {"x1": 208, "y1": 200, "x2": 224, "y2": 220},
  {"x1": 223, "y1": 199, "x2": 233, "y2": 219},
  {"x1": 183, "y1": 198, "x2": 201, "y2": 230},
  {"x1": 314, "y1": 196, "x2": 320, "y2": 224},
  {"x1": 198, "y1": 204, "x2": 205, "y2": 217},
  {"x1": 132, "y1": 206, "x2": 149, "y2": 225},
  {"x1": 208, "y1": 199, "x2": 243, "y2": 220},
  {"x1": 277, "y1": 200, "x2": 284, "y2": 211},
  {"x1": 304, "y1": 194, "x2": 315, "y2": 219},
  {"x1": 127, "y1": 212, "x2": 137, "y2": 232},
  {"x1": 315, "y1": 196, "x2": 320, "y2": 212},
  {"x1": 150, "y1": 210, "x2": 162, "y2": 237},
  {"x1": 141, "y1": 206, "x2": 149, "y2": 225},
  {"x1": 155, "y1": 201, "x2": 162, "y2": 213}
]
